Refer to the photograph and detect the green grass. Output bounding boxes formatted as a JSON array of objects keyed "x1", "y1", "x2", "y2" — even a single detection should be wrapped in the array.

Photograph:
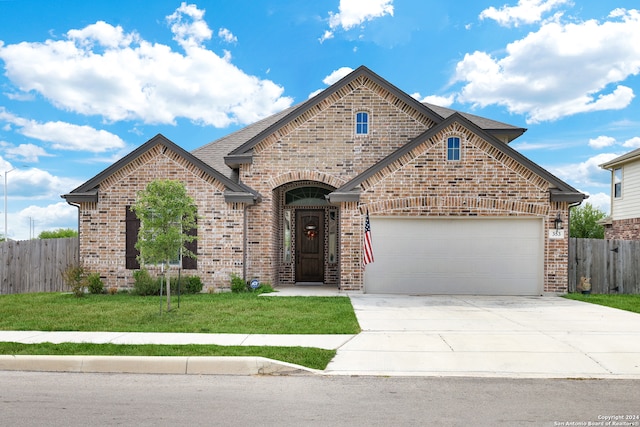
[
  {"x1": 0, "y1": 342, "x2": 335, "y2": 370},
  {"x1": 0, "y1": 292, "x2": 358, "y2": 370},
  {"x1": 563, "y1": 293, "x2": 640, "y2": 314},
  {"x1": 0, "y1": 292, "x2": 360, "y2": 334}
]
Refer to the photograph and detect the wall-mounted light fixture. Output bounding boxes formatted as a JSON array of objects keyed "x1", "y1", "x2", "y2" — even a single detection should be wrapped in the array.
[{"x1": 553, "y1": 212, "x2": 563, "y2": 230}]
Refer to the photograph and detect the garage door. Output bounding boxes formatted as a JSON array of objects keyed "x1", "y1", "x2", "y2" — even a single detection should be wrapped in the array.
[{"x1": 364, "y1": 217, "x2": 543, "y2": 295}]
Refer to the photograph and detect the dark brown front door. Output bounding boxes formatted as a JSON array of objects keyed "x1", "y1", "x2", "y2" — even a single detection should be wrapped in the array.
[{"x1": 295, "y1": 210, "x2": 324, "y2": 283}]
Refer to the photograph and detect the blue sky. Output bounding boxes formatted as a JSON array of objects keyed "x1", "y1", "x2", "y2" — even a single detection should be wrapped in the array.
[{"x1": 1, "y1": 0, "x2": 639, "y2": 240}]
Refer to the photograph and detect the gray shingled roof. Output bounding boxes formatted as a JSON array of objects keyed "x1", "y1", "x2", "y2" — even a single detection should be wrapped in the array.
[
  {"x1": 192, "y1": 105, "x2": 298, "y2": 179},
  {"x1": 600, "y1": 147, "x2": 640, "y2": 169},
  {"x1": 192, "y1": 101, "x2": 525, "y2": 180},
  {"x1": 423, "y1": 103, "x2": 525, "y2": 140}
]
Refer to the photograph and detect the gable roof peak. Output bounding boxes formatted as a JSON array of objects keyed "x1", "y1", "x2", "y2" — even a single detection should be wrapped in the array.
[{"x1": 226, "y1": 65, "x2": 444, "y2": 160}]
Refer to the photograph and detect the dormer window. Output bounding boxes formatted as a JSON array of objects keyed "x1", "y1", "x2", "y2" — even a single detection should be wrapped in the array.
[
  {"x1": 447, "y1": 137, "x2": 461, "y2": 161},
  {"x1": 356, "y1": 112, "x2": 369, "y2": 135}
]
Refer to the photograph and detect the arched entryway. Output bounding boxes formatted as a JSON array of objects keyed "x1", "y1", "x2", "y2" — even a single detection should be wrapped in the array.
[{"x1": 275, "y1": 181, "x2": 339, "y2": 286}]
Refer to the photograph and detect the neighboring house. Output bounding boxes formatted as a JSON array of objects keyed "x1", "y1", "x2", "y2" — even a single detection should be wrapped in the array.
[
  {"x1": 600, "y1": 149, "x2": 640, "y2": 240},
  {"x1": 63, "y1": 66, "x2": 585, "y2": 295}
]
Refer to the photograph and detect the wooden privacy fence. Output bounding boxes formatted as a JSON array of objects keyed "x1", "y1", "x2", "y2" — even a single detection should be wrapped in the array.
[
  {"x1": 569, "y1": 238, "x2": 640, "y2": 294},
  {"x1": 0, "y1": 238, "x2": 78, "y2": 294}
]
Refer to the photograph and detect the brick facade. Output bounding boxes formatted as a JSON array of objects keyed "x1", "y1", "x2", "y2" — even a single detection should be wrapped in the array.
[
  {"x1": 604, "y1": 218, "x2": 640, "y2": 240},
  {"x1": 76, "y1": 145, "x2": 245, "y2": 290},
  {"x1": 67, "y1": 68, "x2": 579, "y2": 294}
]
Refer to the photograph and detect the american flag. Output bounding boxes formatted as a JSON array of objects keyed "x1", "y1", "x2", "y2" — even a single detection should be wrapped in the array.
[{"x1": 363, "y1": 210, "x2": 374, "y2": 267}]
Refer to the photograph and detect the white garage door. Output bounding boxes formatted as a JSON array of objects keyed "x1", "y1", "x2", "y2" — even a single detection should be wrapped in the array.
[{"x1": 364, "y1": 217, "x2": 543, "y2": 295}]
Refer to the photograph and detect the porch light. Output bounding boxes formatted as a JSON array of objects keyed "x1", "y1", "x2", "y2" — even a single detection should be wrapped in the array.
[{"x1": 553, "y1": 212, "x2": 563, "y2": 230}]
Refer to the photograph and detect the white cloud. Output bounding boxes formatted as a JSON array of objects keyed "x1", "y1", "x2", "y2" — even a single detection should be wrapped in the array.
[
  {"x1": 0, "y1": 4, "x2": 293, "y2": 128},
  {"x1": 4, "y1": 143, "x2": 53, "y2": 163},
  {"x1": 548, "y1": 152, "x2": 620, "y2": 188},
  {"x1": 323, "y1": 67, "x2": 354, "y2": 85},
  {"x1": 167, "y1": 2, "x2": 212, "y2": 49},
  {"x1": 321, "y1": 0, "x2": 394, "y2": 42},
  {"x1": 218, "y1": 28, "x2": 237, "y2": 44},
  {"x1": 412, "y1": 93, "x2": 455, "y2": 107},
  {"x1": 581, "y1": 191, "x2": 610, "y2": 215},
  {"x1": 588, "y1": 136, "x2": 616, "y2": 149},
  {"x1": 622, "y1": 137, "x2": 640, "y2": 148},
  {"x1": 455, "y1": 8, "x2": 640, "y2": 123},
  {"x1": 4, "y1": 166, "x2": 81, "y2": 200},
  {"x1": 480, "y1": 0, "x2": 571, "y2": 27},
  {"x1": 308, "y1": 67, "x2": 354, "y2": 98},
  {"x1": 10, "y1": 202, "x2": 79, "y2": 240},
  {"x1": 0, "y1": 109, "x2": 125, "y2": 153}
]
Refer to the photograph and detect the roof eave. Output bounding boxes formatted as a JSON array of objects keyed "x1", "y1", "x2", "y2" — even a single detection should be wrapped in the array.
[
  {"x1": 327, "y1": 189, "x2": 361, "y2": 204},
  {"x1": 224, "y1": 154, "x2": 253, "y2": 169},
  {"x1": 224, "y1": 191, "x2": 259, "y2": 205},
  {"x1": 549, "y1": 189, "x2": 588, "y2": 203},
  {"x1": 61, "y1": 191, "x2": 98, "y2": 204}
]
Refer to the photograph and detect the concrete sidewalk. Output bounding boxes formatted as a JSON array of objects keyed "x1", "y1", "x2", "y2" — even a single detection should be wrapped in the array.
[{"x1": 1, "y1": 292, "x2": 640, "y2": 378}]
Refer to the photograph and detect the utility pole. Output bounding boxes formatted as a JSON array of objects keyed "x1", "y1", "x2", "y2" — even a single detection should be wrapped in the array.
[{"x1": 4, "y1": 168, "x2": 15, "y2": 241}]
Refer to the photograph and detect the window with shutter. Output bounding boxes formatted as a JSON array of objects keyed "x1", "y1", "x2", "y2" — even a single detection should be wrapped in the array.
[{"x1": 125, "y1": 206, "x2": 140, "y2": 270}]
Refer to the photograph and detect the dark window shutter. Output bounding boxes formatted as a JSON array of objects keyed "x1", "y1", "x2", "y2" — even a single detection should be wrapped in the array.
[
  {"x1": 182, "y1": 219, "x2": 197, "y2": 270},
  {"x1": 125, "y1": 206, "x2": 140, "y2": 270}
]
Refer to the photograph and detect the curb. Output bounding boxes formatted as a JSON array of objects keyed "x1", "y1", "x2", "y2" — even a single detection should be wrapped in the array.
[{"x1": 0, "y1": 355, "x2": 319, "y2": 376}]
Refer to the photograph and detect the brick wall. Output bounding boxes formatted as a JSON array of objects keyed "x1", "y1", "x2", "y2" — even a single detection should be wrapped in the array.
[
  {"x1": 77, "y1": 75, "x2": 571, "y2": 294},
  {"x1": 238, "y1": 76, "x2": 569, "y2": 293},
  {"x1": 77, "y1": 145, "x2": 245, "y2": 290},
  {"x1": 605, "y1": 218, "x2": 640, "y2": 240}
]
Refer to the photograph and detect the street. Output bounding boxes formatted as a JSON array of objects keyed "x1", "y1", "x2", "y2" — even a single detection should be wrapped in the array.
[{"x1": 2, "y1": 372, "x2": 639, "y2": 426}]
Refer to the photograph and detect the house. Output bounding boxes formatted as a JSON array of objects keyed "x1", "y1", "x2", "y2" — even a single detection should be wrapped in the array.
[
  {"x1": 600, "y1": 148, "x2": 640, "y2": 239},
  {"x1": 62, "y1": 66, "x2": 585, "y2": 295}
]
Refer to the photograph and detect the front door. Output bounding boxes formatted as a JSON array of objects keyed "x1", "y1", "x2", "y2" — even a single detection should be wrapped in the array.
[{"x1": 295, "y1": 210, "x2": 324, "y2": 283}]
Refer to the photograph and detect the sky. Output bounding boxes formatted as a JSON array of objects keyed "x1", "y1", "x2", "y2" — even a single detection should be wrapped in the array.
[{"x1": 0, "y1": 0, "x2": 639, "y2": 240}]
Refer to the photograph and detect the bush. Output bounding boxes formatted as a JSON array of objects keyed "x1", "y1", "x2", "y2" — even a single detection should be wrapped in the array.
[
  {"x1": 182, "y1": 275, "x2": 203, "y2": 294},
  {"x1": 252, "y1": 283, "x2": 275, "y2": 295},
  {"x1": 61, "y1": 265, "x2": 86, "y2": 297},
  {"x1": 132, "y1": 269, "x2": 158, "y2": 296},
  {"x1": 230, "y1": 273, "x2": 248, "y2": 293},
  {"x1": 133, "y1": 269, "x2": 203, "y2": 296},
  {"x1": 86, "y1": 273, "x2": 104, "y2": 294},
  {"x1": 229, "y1": 274, "x2": 274, "y2": 294}
]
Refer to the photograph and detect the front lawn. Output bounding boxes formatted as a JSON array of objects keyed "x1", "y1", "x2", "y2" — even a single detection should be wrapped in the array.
[
  {"x1": 563, "y1": 293, "x2": 640, "y2": 314},
  {"x1": 0, "y1": 292, "x2": 360, "y2": 334},
  {"x1": 0, "y1": 292, "x2": 358, "y2": 370}
]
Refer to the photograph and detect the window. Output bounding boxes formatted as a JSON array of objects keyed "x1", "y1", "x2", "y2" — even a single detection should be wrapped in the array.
[
  {"x1": 125, "y1": 206, "x2": 140, "y2": 270},
  {"x1": 447, "y1": 137, "x2": 461, "y2": 161},
  {"x1": 614, "y1": 168, "x2": 622, "y2": 198},
  {"x1": 356, "y1": 112, "x2": 369, "y2": 135},
  {"x1": 125, "y1": 206, "x2": 197, "y2": 270},
  {"x1": 283, "y1": 210, "x2": 292, "y2": 263}
]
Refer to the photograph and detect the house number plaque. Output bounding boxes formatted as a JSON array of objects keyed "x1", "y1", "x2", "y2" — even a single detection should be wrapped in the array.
[{"x1": 548, "y1": 229, "x2": 565, "y2": 240}]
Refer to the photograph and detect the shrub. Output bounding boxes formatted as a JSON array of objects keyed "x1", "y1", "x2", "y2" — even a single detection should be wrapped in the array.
[
  {"x1": 62, "y1": 265, "x2": 86, "y2": 297},
  {"x1": 182, "y1": 275, "x2": 203, "y2": 294},
  {"x1": 132, "y1": 269, "x2": 158, "y2": 296},
  {"x1": 86, "y1": 273, "x2": 104, "y2": 294},
  {"x1": 133, "y1": 270, "x2": 203, "y2": 296},
  {"x1": 252, "y1": 283, "x2": 275, "y2": 295},
  {"x1": 230, "y1": 273, "x2": 248, "y2": 293}
]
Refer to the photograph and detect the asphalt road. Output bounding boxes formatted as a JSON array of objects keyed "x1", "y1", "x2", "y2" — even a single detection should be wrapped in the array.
[{"x1": 2, "y1": 372, "x2": 639, "y2": 426}]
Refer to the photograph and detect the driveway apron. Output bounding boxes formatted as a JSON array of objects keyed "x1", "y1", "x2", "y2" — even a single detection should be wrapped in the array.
[{"x1": 325, "y1": 294, "x2": 640, "y2": 378}]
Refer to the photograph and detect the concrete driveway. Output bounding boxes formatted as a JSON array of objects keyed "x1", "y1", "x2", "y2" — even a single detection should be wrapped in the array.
[{"x1": 325, "y1": 294, "x2": 640, "y2": 378}]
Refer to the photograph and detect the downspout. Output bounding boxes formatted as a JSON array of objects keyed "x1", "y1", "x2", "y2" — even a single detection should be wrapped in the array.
[
  {"x1": 66, "y1": 201, "x2": 81, "y2": 264},
  {"x1": 243, "y1": 203, "x2": 248, "y2": 282},
  {"x1": 567, "y1": 200, "x2": 584, "y2": 293}
]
